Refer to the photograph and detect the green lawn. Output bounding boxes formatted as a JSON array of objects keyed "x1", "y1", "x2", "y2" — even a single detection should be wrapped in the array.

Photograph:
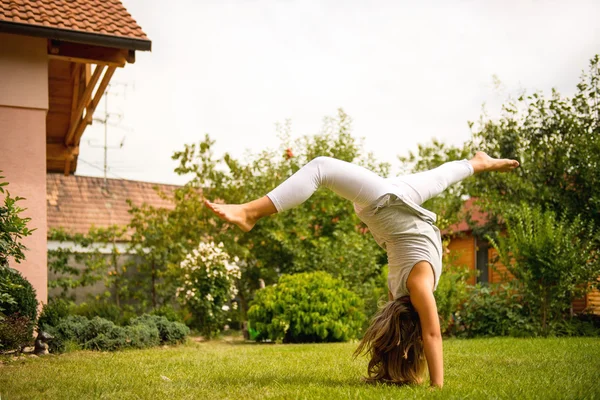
[{"x1": 1, "y1": 337, "x2": 599, "y2": 399}]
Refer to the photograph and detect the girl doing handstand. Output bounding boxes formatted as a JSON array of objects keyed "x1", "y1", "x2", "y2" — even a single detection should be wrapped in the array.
[{"x1": 205, "y1": 151, "x2": 519, "y2": 388}]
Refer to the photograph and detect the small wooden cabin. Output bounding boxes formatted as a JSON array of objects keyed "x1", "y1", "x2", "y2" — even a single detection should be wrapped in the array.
[{"x1": 445, "y1": 198, "x2": 600, "y2": 315}]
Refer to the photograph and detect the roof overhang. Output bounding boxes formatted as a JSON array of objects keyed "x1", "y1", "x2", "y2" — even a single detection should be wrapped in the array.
[{"x1": 0, "y1": 21, "x2": 151, "y2": 51}]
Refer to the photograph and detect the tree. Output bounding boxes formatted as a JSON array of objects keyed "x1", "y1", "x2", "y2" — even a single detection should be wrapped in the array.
[
  {"x1": 488, "y1": 204, "x2": 600, "y2": 335},
  {"x1": 170, "y1": 109, "x2": 388, "y2": 317},
  {"x1": 48, "y1": 226, "x2": 129, "y2": 306},
  {"x1": 127, "y1": 202, "x2": 182, "y2": 310},
  {"x1": 467, "y1": 55, "x2": 600, "y2": 228},
  {"x1": 398, "y1": 55, "x2": 600, "y2": 333}
]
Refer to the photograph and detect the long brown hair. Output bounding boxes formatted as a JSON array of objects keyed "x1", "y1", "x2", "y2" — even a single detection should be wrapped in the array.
[{"x1": 353, "y1": 296, "x2": 426, "y2": 385}]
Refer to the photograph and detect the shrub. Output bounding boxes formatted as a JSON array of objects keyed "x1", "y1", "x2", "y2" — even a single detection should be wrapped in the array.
[
  {"x1": 131, "y1": 314, "x2": 189, "y2": 344},
  {"x1": 150, "y1": 304, "x2": 185, "y2": 323},
  {"x1": 0, "y1": 173, "x2": 34, "y2": 267},
  {"x1": 176, "y1": 241, "x2": 241, "y2": 338},
  {"x1": 45, "y1": 313, "x2": 190, "y2": 353},
  {"x1": 434, "y1": 249, "x2": 472, "y2": 336},
  {"x1": 0, "y1": 314, "x2": 32, "y2": 352},
  {"x1": 0, "y1": 266, "x2": 37, "y2": 335},
  {"x1": 45, "y1": 315, "x2": 88, "y2": 353},
  {"x1": 454, "y1": 284, "x2": 539, "y2": 337},
  {"x1": 38, "y1": 298, "x2": 73, "y2": 331},
  {"x1": 248, "y1": 271, "x2": 365, "y2": 343},
  {"x1": 71, "y1": 301, "x2": 136, "y2": 326},
  {"x1": 123, "y1": 322, "x2": 160, "y2": 348}
]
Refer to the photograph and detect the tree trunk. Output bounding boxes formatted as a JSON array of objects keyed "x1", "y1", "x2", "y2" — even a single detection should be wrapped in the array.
[
  {"x1": 151, "y1": 259, "x2": 157, "y2": 309},
  {"x1": 541, "y1": 290, "x2": 548, "y2": 336},
  {"x1": 112, "y1": 239, "x2": 120, "y2": 308}
]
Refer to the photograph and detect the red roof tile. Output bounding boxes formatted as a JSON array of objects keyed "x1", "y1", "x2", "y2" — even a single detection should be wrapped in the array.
[
  {"x1": 0, "y1": 0, "x2": 149, "y2": 42},
  {"x1": 444, "y1": 197, "x2": 489, "y2": 235},
  {"x1": 47, "y1": 174, "x2": 180, "y2": 236}
]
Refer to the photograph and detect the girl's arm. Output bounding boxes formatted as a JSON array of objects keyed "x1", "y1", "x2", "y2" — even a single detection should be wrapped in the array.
[{"x1": 407, "y1": 261, "x2": 444, "y2": 388}]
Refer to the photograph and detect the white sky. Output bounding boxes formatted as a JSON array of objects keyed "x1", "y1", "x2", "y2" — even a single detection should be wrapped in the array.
[{"x1": 76, "y1": 0, "x2": 600, "y2": 185}]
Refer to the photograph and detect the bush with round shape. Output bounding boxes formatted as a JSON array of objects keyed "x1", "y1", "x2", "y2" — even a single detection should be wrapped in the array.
[
  {"x1": 131, "y1": 314, "x2": 189, "y2": 344},
  {"x1": 0, "y1": 266, "x2": 37, "y2": 335},
  {"x1": 0, "y1": 314, "x2": 32, "y2": 352},
  {"x1": 455, "y1": 284, "x2": 538, "y2": 337},
  {"x1": 248, "y1": 271, "x2": 365, "y2": 343}
]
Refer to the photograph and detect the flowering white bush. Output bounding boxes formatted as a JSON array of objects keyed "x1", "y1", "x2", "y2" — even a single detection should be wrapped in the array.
[{"x1": 176, "y1": 241, "x2": 240, "y2": 337}]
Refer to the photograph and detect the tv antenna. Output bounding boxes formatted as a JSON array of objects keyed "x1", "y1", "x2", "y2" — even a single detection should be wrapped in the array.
[{"x1": 89, "y1": 82, "x2": 133, "y2": 187}]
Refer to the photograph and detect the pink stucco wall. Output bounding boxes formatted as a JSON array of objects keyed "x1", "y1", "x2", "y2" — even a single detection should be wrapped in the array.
[{"x1": 0, "y1": 33, "x2": 49, "y2": 306}]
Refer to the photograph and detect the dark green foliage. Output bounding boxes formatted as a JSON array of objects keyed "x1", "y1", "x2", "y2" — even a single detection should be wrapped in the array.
[
  {"x1": 150, "y1": 304, "x2": 185, "y2": 323},
  {"x1": 123, "y1": 322, "x2": 160, "y2": 349},
  {"x1": 71, "y1": 301, "x2": 137, "y2": 326},
  {"x1": 553, "y1": 314, "x2": 600, "y2": 337},
  {"x1": 248, "y1": 271, "x2": 365, "y2": 343},
  {"x1": 45, "y1": 315, "x2": 88, "y2": 353},
  {"x1": 0, "y1": 173, "x2": 34, "y2": 267},
  {"x1": 0, "y1": 314, "x2": 32, "y2": 352},
  {"x1": 0, "y1": 266, "x2": 37, "y2": 335},
  {"x1": 434, "y1": 253, "x2": 472, "y2": 336},
  {"x1": 130, "y1": 314, "x2": 189, "y2": 344},
  {"x1": 454, "y1": 284, "x2": 537, "y2": 337},
  {"x1": 47, "y1": 226, "x2": 129, "y2": 306},
  {"x1": 488, "y1": 204, "x2": 600, "y2": 335},
  {"x1": 45, "y1": 313, "x2": 189, "y2": 353},
  {"x1": 83, "y1": 318, "x2": 131, "y2": 351},
  {"x1": 454, "y1": 284, "x2": 600, "y2": 338},
  {"x1": 38, "y1": 298, "x2": 73, "y2": 331},
  {"x1": 467, "y1": 56, "x2": 600, "y2": 232}
]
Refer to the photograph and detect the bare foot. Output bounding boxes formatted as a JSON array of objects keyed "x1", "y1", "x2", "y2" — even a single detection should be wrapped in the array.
[
  {"x1": 469, "y1": 151, "x2": 520, "y2": 173},
  {"x1": 204, "y1": 200, "x2": 257, "y2": 232}
]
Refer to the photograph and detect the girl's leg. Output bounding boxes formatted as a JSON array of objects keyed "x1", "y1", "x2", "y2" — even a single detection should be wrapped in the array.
[
  {"x1": 267, "y1": 156, "x2": 391, "y2": 212},
  {"x1": 389, "y1": 152, "x2": 519, "y2": 206},
  {"x1": 388, "y1": 160, "x2": 474, "y2": 206},
  {"x1": 205, "y1": 156, "x2": 393, "y2": 231}
]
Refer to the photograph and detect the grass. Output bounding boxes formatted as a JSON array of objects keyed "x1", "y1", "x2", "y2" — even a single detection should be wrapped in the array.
[{"x1": 1, "y1": 337, "x2": 599, "y2": 399}]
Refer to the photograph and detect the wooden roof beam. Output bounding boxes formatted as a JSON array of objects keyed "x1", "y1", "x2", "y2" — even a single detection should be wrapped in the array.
[
  {"x1": 71, "y1": 65, "x2": 117, "y2": 147},
  {"x1": 47, "y1": 143, "x2": 79, "y2": 162},
  {"x1": 65, "y1": 64, "x2": 104, "y2": 145},
  {"x1": 48, "y1": 40, "x2": 132, "y2": 67}
]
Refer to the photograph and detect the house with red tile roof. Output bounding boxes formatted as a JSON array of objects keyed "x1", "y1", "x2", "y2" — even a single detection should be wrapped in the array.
[
  {"x1": 0, "y1": 0, "x2": 151, "y2": 305},
  {"x1": 47, "y1": 174, "x2": 177, "y2": 236},
  {"x1": 46, "y1": 174, "x2": 179, "y2": 301}
]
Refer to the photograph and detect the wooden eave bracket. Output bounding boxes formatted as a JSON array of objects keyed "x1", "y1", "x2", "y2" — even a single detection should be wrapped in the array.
[
  {"x1": 48, "y1": 40, "x2": 131, "y2": 67},
  {"x1": 47, "y1": 144, "x2": 79, "y2": 161}
]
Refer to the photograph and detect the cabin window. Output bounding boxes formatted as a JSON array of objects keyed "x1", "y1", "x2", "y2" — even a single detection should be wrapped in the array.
[{"x1": 476, "y1": 240, "x2": 489, "y2": 284}]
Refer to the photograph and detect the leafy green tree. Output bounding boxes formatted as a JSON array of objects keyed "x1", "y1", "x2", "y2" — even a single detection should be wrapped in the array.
[
  {"x1": 48, "y1": 226, "x2": 129, "y2": 306},
  {"x1": 398, "y1": 55, "x2": 600, "y2": 334},
  {"x1": 488, "y1": 204, "x2": 600, "y2": 335},
  {"x1": 468, "y1": 55, "x2": 600, "y2": 228},
  {"x1": 170, "y1": 109, "x2": 388, "y2": 316},
  {"x1": 127, "y1": 202, "x2": 182, "y2": 309}
]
